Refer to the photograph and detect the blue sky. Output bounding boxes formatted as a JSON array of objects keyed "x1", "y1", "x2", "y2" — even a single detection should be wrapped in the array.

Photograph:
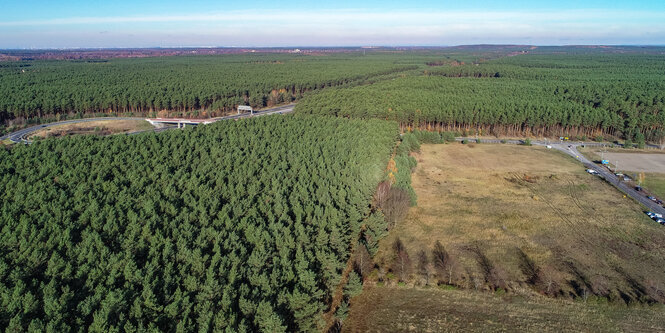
[{"x1": 1, "y1": 0, "x2": 664, "y2": 48}]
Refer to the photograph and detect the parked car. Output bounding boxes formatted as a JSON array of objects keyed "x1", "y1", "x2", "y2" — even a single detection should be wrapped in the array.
[
  {"x1": 657, "y1": 218, "x2": 665, "y2": 225},
  {"x1": 636, "y1": 186, "x2": 642, "y2": 191}
]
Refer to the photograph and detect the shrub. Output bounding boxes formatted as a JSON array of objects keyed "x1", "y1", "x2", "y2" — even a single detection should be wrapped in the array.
[
  {"x1": 413, "y1": 130, "x2": 442, "y2": 144},
  {"x1": 397, "y1": 132, "x2": 420, "y2": 154},
  {"x1": 523, "y1": 138, "x2": 532, "y2": 146},
  {"x1": 441, "y1": 131, "x2": 456, "y2": 143},
  {"x1": 344, "y1": 271, "x2": 364, "y2": 299},
  {"x1": 595, "y1": 135, "x2": 604, "y2": 142},
  {"x1": 438, "y1": 284, "x2": 457, "y2": 290},
  {"x1": 635, "y1": 132, "x2": 646, "y2": 149}
]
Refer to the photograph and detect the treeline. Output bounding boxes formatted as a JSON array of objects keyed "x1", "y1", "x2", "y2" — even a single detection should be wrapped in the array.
[
  {"x1": 331, "y1": 131, "x2": 419, "y2": 331},
  {"x1": 0, "y1": 115, "x2": 399, "y2": 332},
  {"x1": 0, "y1": 54, "x2": 416, "y2": 122},
  {"x1": 296, "y1": 54, "x2": 665, "y2": 143}
]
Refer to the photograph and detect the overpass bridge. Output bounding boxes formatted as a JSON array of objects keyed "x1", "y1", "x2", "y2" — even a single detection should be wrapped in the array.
[
  {"x1": 145, "y1": 104, "x2": 294, "y2": 128},
  {"x1": 145, "y1": 118, "x2": 216, "y2": 128}
]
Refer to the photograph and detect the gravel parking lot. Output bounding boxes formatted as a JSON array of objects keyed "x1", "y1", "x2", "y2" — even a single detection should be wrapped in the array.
[{"x1": 603, "y1": 152, "x2": 665, "y2": 173}]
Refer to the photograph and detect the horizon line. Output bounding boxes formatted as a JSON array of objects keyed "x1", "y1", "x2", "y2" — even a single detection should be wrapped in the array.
[{"x1": 3, "y1": 44, "x2": 665, "y2": 51}]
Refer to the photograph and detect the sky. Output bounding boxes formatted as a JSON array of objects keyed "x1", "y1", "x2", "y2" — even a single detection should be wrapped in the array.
[{"x1": 1, "y1": 0, "x2": 664, "y2": 48}]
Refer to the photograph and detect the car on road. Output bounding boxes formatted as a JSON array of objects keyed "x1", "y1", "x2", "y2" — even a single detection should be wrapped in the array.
[
  {"x1": 656, "y1": 218, "x2": 665, "y2": 225},
  {"x1": 636, "y1": 186, "x2": 643, "y2": 191},
  {"x1": 586, "y1": 169, "x2": 598, "y2": 175}
]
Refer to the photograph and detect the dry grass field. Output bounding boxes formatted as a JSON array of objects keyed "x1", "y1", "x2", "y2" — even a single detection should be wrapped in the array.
[
  {"x1": 344, "y1": 286, "x2": 665, "y2": 332},
  {"x1": 374, "y1": 144, "x2": 665, "y2": 302},
  {"x1": 30, "y1": 119, "x2": 154, "y2": 138}
]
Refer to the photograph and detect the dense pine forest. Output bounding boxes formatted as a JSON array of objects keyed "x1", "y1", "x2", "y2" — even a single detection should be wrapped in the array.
[
  {"x1": 0, "y1": 115, "x2": 399, "y2": 331},
  {"x1": 0, "y1": 53, "x2": 418, "y2": 122},
  {"x1": 296, "y1": 53, "x2": 665, "y2": 143}
]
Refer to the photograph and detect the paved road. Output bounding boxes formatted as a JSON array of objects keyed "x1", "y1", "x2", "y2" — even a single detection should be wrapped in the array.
[
  {"x1": 556, "y1": 142, "x2": 665, "y2": 215},
  {"x1": 0, "y1": 117, "x2": 143, "y2": 143},
  {"x1": 1, "y1": 104, "x2": 295, "y2": 143},
  {"x1": 456, "y1": 137, "x2": 665, "y2": 215}
]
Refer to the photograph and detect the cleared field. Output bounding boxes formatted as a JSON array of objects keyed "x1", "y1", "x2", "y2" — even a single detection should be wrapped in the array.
[
  {"x1": 601, "y1": 152, "x2": 665, "y2": 173},
  {"x1": 29, "y1": 119, "x2": 154, "y2": 138},
  {"x1": 344, "y1": 286, "x2": 665, "y2": 332},
  {"x1": 375, "y1": 144, "x2": 665, "y2": 303}
]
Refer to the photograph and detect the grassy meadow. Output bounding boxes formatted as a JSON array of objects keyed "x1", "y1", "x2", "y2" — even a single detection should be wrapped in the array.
[{"x1": 374, "y1": 144, "x2": 665, "y2": 302}]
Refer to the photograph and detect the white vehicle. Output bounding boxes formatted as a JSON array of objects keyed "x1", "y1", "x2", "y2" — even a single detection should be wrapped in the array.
[
  {"x1": 546, "y1": 145, "x2": 552, "y2": 149},
  {"x1": 586, "y1": 169, "x2": 598, "y2": 174}
]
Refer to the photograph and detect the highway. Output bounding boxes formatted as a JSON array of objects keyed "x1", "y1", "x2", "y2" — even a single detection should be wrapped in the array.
[
  {"x1": 557, "y1": 142, "x2": 665, "y2": 215},
  {"x1": 1, "y1": 104, "x2": 295, "y2": 144},
  {"x1": 0, "y1": 117, "x2": 143, "y2": 143}
]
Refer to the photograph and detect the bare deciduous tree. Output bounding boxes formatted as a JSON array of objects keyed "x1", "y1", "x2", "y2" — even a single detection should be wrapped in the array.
[
  {"x1": 537, "y1": 265, "x2": 561, "y2": 296},
  {"x1": 416, "y1": 249, "x2": 430, "y2": 285},
  {"x1": 354, "y1": 242, "x2": 373, "y2": 279},
  {"x1": 432, "y1": 240, "x2": 459, "y2": 285},
  {"x1": 382, "y1": 188, "x2": 410, "y2": 230},
  {"x1": 392, "y1": 237, "x2": 411, "y2": 282}
]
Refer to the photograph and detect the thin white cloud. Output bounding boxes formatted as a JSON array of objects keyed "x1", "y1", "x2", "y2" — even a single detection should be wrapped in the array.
[
  {"x1": 1, "y1": 9, "x2": 665, "y2": 27},
  {"x1": 2, "y1": 8, "x2": 664, "y2": 47}
]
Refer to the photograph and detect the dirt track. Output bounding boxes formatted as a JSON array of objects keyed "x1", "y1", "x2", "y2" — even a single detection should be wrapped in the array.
[{"x1": 603, "y1": 152, "x2": 665, "y2": 173}]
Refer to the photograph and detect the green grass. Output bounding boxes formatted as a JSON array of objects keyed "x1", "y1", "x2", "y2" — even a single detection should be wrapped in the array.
[{"x1": 643, "y1": 173, "x2": 665, "y2": 199}]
